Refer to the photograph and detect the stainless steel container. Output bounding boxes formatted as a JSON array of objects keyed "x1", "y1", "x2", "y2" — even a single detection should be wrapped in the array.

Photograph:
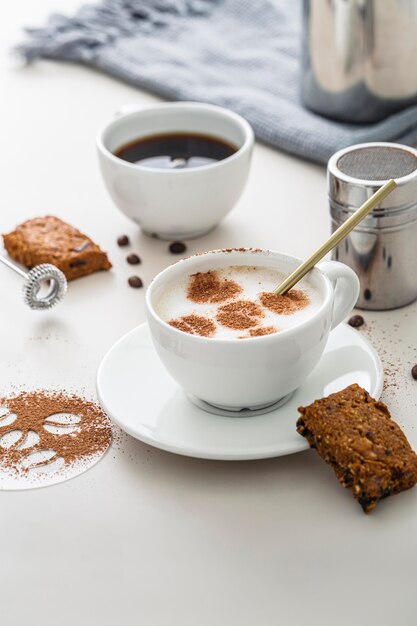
[
  {"x1": 328, "y1": 142, "x2": 417, "y2": 310},
  {"x1": 302, "y1": 0, "x2": 417, "y2": 122}
]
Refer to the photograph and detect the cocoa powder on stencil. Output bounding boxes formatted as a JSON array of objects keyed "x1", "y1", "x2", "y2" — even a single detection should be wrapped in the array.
[
  {"x1": 187, "y1": 271, "x2": 242, "y2": 304},
  {"x1": 169, "y1": 314, "x2": 216, "y2": 337},
  {"x1": 259, "y1": 289, "x2": 309, "y2": 315},
  {"x1": 0, "y1": 391, "x2": 112, "y2": 474}
]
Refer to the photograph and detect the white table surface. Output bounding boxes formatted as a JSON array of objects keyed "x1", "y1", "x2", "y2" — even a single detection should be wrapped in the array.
[{"x1": 1, "y1": 3, "x2": 417, "y2": 625}]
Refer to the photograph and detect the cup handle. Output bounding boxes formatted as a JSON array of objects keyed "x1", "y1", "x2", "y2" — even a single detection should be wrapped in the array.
[{"x1": 317, "y1": 261, "x2": 360, "y2": 330}]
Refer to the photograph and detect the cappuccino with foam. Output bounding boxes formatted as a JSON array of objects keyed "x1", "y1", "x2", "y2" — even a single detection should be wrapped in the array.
[{"x1": 155, "y1": 265, "x2": 323, "y2": 340}]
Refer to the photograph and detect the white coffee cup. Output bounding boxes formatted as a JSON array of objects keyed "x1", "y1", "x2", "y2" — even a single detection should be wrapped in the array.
[
  {"x1": 146, "y1": 249, "x2": 360, "y2": 411},
  {"x1": 97, "y1": 102, "x2": 254, "y2": 240}
]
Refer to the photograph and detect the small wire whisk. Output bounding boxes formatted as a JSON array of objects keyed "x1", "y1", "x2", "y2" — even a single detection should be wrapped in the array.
[{"x1": 0, "y1": 255, "x2": 67, "y2": 310}]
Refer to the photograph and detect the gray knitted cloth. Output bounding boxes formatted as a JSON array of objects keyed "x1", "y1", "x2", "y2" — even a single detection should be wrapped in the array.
[{"x1": 18, "y1": 0, "x2": 417, "y2": 164}]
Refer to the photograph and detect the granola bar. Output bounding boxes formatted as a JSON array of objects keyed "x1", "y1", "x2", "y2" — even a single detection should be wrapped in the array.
[
  {"x1": 296, "y1": 384, "x2": 417, "y2": 513},
  {"x1": 3, "y1": 216, "x2": 112, "y2": 281}
]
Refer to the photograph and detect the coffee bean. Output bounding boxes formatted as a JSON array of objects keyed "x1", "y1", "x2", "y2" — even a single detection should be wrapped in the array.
[
  {"x1": 127, "y1": 253, "x2": 141, "y2": 265},
  {"x1": 117, "y1": 235, "x2": 130, "y2": 247},
  {"x1": 169, "y1": 241, "x2": 186, "y2": 254},
  {"x1": 412, "y1": 365, "x2": 417, "y2": 380},
  {"x1": 348, "y1": 314, "x2": 365, "y2": 328},
  {"x1": 128, "y1": 276, "x2": 143, "y2": 288}
]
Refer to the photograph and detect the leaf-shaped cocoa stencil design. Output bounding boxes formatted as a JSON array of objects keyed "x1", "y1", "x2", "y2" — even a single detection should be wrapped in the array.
[
  {"x1": 43, "y1": 412, "x2": 81, "y2": 435},
  {"x1": 187, "y1": 271, "x2": 242, "y2": 304},
  {"x1": 216, "y1": 300, "x2": 264, "y2": 330},
  {"x1": 168, "y1": 314, "x2": 216, "y2": 337},
  {"x1": 0, "y1": 392, "x2": 112, "y2": 475}
]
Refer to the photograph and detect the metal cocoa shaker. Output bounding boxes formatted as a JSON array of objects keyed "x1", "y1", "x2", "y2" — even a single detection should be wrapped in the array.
[
  {"x1": 302, "y1": 0, "x2": 417, "y2": 122},
  {"x1": 328, "y1": 142, "x2": 417, "y2": 310}
]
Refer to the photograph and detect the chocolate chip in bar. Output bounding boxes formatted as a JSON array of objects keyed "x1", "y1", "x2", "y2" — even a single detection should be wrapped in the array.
[
  {"x1": 128, "y1": 276, "x2": 143, "y2": 288},
  {"x1": 412, "y1": 365, "x2": 417, "y2": 380}
]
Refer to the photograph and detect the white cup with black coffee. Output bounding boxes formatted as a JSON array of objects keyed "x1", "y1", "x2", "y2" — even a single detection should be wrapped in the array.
[
  {"x1": 146, "y1": 248, "x2": 359, "y2": 412},
  {"x1": 97, "y1": 102, "x2": 254, "y2": 240}
]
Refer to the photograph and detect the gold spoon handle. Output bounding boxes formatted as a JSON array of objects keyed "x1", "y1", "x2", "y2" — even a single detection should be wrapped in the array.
[{"x1": 273, "y1": 178, "x2": 397, "y2": 295}]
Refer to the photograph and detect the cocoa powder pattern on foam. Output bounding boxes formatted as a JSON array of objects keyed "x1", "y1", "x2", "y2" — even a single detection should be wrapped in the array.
[
  {"x1": 216, "y1": 300, "x2": 264, "y2": 330},
  {"x1": 244, "y1": 326, "x2": 278, "y2": 338},
  {"x1": 259, "y1": 290, "x2": 310, "y2": 315},
  {"x1": 169, "y1": 315, "x2": 216, "y2": 337},
  {"x1": 187, "y1": 271, "x2": 242, "y2": 304},
  {"x1": 169, "y1": 270, "x2": 311, "y2": 338},
  {"x1": 0, "y1": 391, "x2": 112, "y2": 475}
]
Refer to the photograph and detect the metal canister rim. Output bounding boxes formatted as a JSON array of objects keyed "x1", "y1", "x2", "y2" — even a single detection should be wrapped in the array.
[{"x1": 328, "y1": 142, "x2": 417, "y2": 214}]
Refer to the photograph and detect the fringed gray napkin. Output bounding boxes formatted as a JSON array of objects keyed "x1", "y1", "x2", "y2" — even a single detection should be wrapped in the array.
[{"x1": 18, "y1": 0, "x2": 417, "y2": 164}]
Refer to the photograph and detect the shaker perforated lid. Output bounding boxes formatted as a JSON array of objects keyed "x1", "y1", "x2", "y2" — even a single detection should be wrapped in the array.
[{"x1": 328, "y1": 142, "x2": 417, "y2": 212}]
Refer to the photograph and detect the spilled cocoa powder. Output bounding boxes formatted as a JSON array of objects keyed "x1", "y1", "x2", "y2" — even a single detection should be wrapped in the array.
[
  {"x1": 216, "y1": 300, "x2": 264, "y2": 330},
  {"x1": 187, "y1": 271, "x2": 242, "y2": 304},
  {"x1": 169, "y1": 314, "x2": 216, "y2": 337},
  {"x1": 192, "y1": 247, "x2": 263, "y2": 257},
  {"x1": 259, "y1": 289, "x2": 309, "y2": 315},
  {"x1": 0, "y1": 391, "x2": 112, "y2": 475},
  {"x1": 222, "y1": 248, "x2": 263, "y2": 254}
]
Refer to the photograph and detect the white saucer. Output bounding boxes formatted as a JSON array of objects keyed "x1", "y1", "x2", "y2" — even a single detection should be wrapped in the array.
[{"x1": 96, "y1": 323, "x2": 383, "y2": 461}]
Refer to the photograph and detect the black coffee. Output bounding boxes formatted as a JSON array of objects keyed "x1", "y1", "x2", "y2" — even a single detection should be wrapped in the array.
[{"x1": 114, "y1": 132, "x2": 238, "y2": 170}]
